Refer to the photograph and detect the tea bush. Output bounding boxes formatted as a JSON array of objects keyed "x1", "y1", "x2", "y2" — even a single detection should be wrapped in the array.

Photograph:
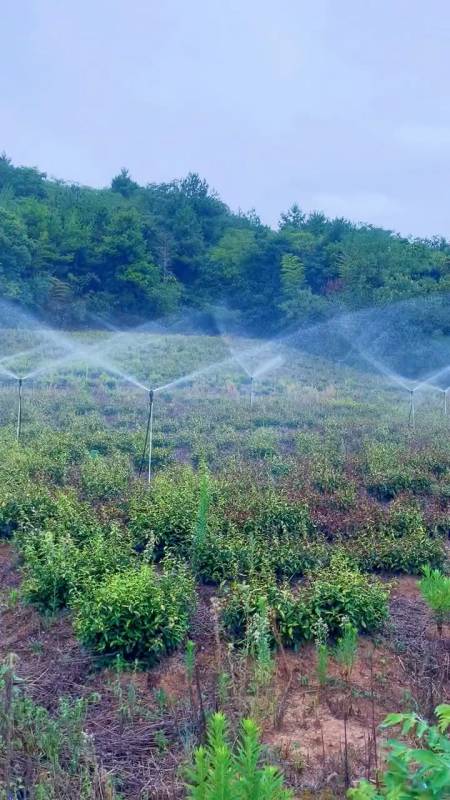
[
  {"x1": 13, "y1": 488, "x2": 103, "y2": 550},
  {"x1": 193, "y1": 497, "x2": 328, "y2": 584},
  {"x1": 22, "y1": 531, "x2": 81, "y2": 612},
  {"x1": 248, "y1": 427, "x2": 279, "y2": 458},
  {"x1": 308, "y1": 554, "x2": 389, "y2": 634},
  {"x1": 74, "y1": 561, "x2": 195, "y2": 662},
  {"x1": 79, "y1": 452, "x2": 133, "y2": 502},
  {"x1": 21, "y1": 520, "x2": 135, "y2": 612},
  {"x1": 0, "y1": 482, "x2": 57, "y2": 539},
  {"x1": 128, "y1": 466, "x2": 203, "y2": 557},
  {"x1": 347, "y1": 502, "x2": 446, "y2": 573},
  {"x1": 222, "y1": 555, "x2": 389, "y2": 647},
  {"x1": 363, "y1": 443, "x2": 432, "y2": 500}
]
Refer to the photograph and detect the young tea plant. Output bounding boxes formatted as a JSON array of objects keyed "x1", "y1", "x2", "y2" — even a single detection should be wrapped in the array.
[
  {"x1": 191, "y1": 465, "x2": 211, "y2": 574},
  {"x1": 419, "y1": 565, "x2": 450, "y2": 636},
  {"x1": 248, "y1": 596, "x2": 274, "y2": 702},
  {"x1": 313, "y1": 617, "x2": 329, "y2": 691},
  {"x1": 335, "y1": 619, "x2": 358, "y2": 684}
]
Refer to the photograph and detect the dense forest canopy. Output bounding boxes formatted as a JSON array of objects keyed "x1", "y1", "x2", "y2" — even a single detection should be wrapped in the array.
[{"x1": 1, "y1": 154, "x2": 449, "y2": 332}]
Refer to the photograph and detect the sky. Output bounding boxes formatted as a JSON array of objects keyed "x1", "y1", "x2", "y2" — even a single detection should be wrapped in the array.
[{"x1": 1, "y1": 0, "x2": 450, "y2": 238}]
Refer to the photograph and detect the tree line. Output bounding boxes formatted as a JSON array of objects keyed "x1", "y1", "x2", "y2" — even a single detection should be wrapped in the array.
[{"x1": 1, "y1": 154, "x2": 449, "y2": 332}]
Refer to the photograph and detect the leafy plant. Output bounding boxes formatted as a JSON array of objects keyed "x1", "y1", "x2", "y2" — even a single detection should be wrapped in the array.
[
  {"x1": 348, "y1": 704, "x2": 450, "y2": 799},
  {"x1": 222, "y1": 556, "x2": 389, "y2": 648},
  {"x1": 74, "y1": 562, "x2": 195, "y2": 662}
]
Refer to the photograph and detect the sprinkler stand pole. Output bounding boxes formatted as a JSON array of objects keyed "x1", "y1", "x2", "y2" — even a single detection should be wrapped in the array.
[
  {"x1": 409, "y1": 389, "x2": 415, "y2": 431},
  {"x1": 16, "y1": 378, "x2": 23, "y2": 442},
  {"x1": 445, "y1": 389, "x2": 448, "y2": 417},
  {"x1": 138, "y1": 389, "x2": 154, "y2": 482},
  {"x1": 250, "y1": 375, "x2": 254, "y2": 409},
  {"x1": 147, "y1": 389, "x2": 154, "y2": 485}
]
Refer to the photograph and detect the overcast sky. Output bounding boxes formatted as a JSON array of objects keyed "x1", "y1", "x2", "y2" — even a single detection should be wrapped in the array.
[{"x1": 2, "y1": 0, "x2": 450, "y2": 238}]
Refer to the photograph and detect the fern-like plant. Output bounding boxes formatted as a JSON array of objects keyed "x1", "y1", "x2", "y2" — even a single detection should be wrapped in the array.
[
  {"x1": 185, "y1": 712, "x2": 292, "y2": 799},
  {"x1": 419, "y1": 565, "x2": 450, "y2": 636}
]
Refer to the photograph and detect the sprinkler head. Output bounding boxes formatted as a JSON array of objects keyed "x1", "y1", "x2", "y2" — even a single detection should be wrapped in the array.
[{"x1": 149, "y1": 389, "x2": 154, "y2": 403}]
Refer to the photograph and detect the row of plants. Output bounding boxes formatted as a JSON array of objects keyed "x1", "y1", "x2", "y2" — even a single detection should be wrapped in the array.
[{"x1": 0, "y1": 438, "x2": 447, "y2": 665}]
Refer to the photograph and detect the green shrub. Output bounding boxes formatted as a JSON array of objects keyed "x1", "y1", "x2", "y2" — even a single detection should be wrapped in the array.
[
  {"x1": 347, "y1": 504, "x2": 446, "y2": 573},
  {"x1": 245, "y1": 496, "x2": 313, "y2": 539},
  {"x1": 0, "y1": 483, "x2": 57, "y2": 539},
  {"x1": 13, "y1": 489, "x2": 103, "y2": 550},
  {"x1": 193, "y1": 499, "x2": 327, "y2": 585},
  {"x1": 28, "y1": 431, "x2": 88, "y2": 484},
  {"x1": 222, "y1": 555, "x2": 389, "y2": 648},
  {"x1": 22, "y1": 531, "x2": 81, "y2": 612},
  {"x1": 300, "y1": 554, "x2": 389, "y2": 636},
  {"x1": 79, "y1": 452, "x2": 133, "y2": 502},
  {"x1": 21, "y1": 521, "x2": 135, "y2": 612},
  {"x1": 74, "y1": 562, "x2": 195, "y2": 662},
  {"x1": 242, "y1": 497, "x2": 328, "y2": 581},
  {"x1": 128, "y1": 466, "x2": 203, "y2": 557},
  {"x1": 364, "y1": 443, "x2": 432, "y2": 501},
  {"x1": 248, "y1": 428, "x2": 278, "y2": 458}
]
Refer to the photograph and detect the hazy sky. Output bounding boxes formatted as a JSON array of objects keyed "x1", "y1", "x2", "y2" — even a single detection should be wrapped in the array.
[{"x1": 2, "y1": 0, "x2": 450, "y2": 237}]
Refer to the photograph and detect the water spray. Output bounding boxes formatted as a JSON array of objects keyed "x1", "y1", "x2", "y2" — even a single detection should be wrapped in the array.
[
  {"x1": 16, "y1": 378, "x2": 23, "y2": 442},
  {"x1": 138, "y1": 389, "x2": 155, "y2": 484}
]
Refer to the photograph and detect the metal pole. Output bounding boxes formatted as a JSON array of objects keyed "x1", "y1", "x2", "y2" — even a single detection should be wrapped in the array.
[
  {"x1": 16, "y1": 378, "x2": 23, "y2": 442},
  {"x1": 138, "y1": 389, "x2": 153, "y2": 479},
  {"x1": 138, "y1": 390, "x2": 155, "y2": 483},
  {"x1": 409, "y1": 390, "x2": 415, "y2": 431},
  {"x1": 250, "y1": 375, "x2": 254, "y2": 409},
  {"x1": 147, "y1": 389, "x2": 154, "y2": 485}
]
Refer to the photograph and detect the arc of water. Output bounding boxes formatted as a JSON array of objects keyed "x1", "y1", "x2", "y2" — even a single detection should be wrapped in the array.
[{"x1": 415, "y1": 363, "x2": 450, "y2": 393}]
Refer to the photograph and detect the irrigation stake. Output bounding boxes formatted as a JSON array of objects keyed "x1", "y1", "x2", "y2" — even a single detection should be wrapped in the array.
[
  {"x1": 138, "y1": 389, "x2": 154, "y2": 484},
  {"x1": 16, "y1": 378, "x2": 23, "y2": 442},
  {"x1": 408, "y1": 389, "x2": 416, "y2": 431},
  {"x1": 250, "y1": 374, "x2": 254, "y2": 408}
]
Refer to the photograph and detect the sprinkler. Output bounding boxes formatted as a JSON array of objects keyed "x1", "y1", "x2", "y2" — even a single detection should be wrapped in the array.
[
  {"x1": 250, "y1": 375, "x2": 254, "y2": 408},
  {"x1": 138, "y1": 389, "x2": 155, "y2": 484},
  {"x1": 408, "y1": 388, "x2": 416, "y2": 431},
  {"x1": 16, "y1": 378, "x2": 23, "y2": 442}
]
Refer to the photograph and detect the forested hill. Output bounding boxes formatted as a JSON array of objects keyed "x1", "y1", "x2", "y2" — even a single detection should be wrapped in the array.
[{"x1": 1, "y1": 154, "x2": 450, "y2": 332}]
